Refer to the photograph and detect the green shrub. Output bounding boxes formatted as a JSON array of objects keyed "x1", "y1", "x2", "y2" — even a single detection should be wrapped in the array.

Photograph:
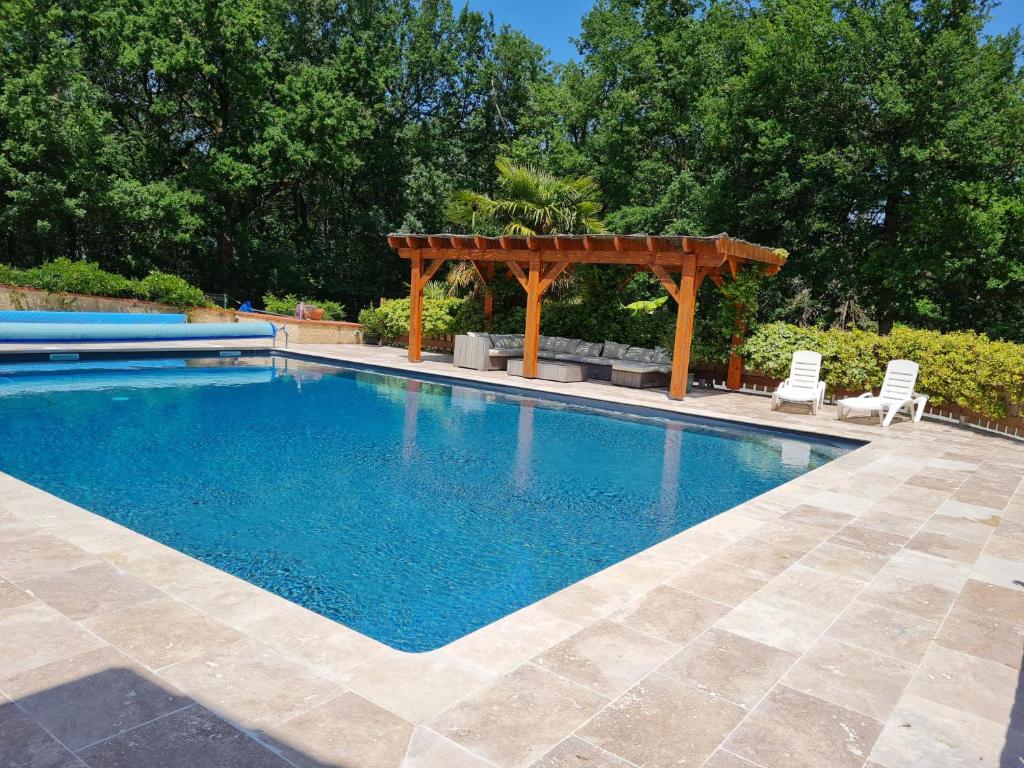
[
  {"x1": 138, "y1": 271, "x2": 208, "y2": 309},
  {"x1": 262, "y1": 293, "x2": 345, "y2": 320},
  {"x1": 357, "y1": 306, "x2": 387, "y2": 336},
  {"x1": 21, "y1": 259, "x2": 136, "y2": 297},
  {"x1": 742, "y1": 322, "x2": 1024, "y2": 420},
  {"x1": 360, "y1": 297, "x2": 465, "y2": 340},
  {"x1": 0, "y1": 259, "x2": 209, "y2": 309}
]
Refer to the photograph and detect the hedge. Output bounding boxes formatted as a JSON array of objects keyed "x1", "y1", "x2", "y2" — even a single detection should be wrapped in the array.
[
  {"x1": 357, "y1": 297, "x2": 472, "y2": 339},
  {"x1": 263, "y1": 293, "x2": 346, "y2": 321},
  {"x1": 0, "y1": 259, "x2": 208, "y2": 310},
  {"x1": 742, "y1": 323, "x2": 1024, "y2": 419}
]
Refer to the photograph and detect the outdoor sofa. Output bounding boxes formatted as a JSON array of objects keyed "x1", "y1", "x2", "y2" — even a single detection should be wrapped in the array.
[{"x1": 453, "y1": 332, "x2": 673, "y2": 385}]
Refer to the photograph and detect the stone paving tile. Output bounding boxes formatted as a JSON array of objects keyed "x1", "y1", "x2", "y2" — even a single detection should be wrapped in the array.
[
  {"x1": 0, "y1": 602, "x2": 106, "y2": 679},
  {"x1": 77, "y1": 705, "x2": 290, "y2": 768},
  {"x1": 578, "y1": 672, "x2": 745, "y2": 768},
  {"x1": 0, "y1": 512, "x2": 44, "y2": 542},
  {"x1": 341, "y1": 649, "x2": 494, "y2": 724},
  {"x1": 798, "y1": 541, "x2": 890, "y2": 581},
  {"x1": 878, "y1": 548, "x2": 972, "y2": 592},
  {"x1": 828, "y1": 525, "x2": 909, "y2": 558},
  {"x1": 611, "y1": 584, "x2": 732, "y2": 646},
  {"x1": 922, "y1": 513, "x2": 998, "y2": 543},
  {"x1": 954, "y1": 578, "x2": 1024, "y2": 624},
  {"x1": 403, "y1": 726, "x2": 496, "y2": 768},
  {"x1": 746, "y1": 520, "x2": 830, "y2": 552},
  {"x1": 0, "y1": 576, "x2": 34, "y2": 611},
  {"x1": 431, "y1": 664, "x2": 608, "y2": 768},
  {"x1": 936, "y1": 499, "x2": 1004, "y2": 524},
  {"x1": 529, "y1": 737, "x2": 632, "y2": 768},
  {"x1": 969, "y1": 552, "x2": 1024, "y2": 591},
  {"x1": 869, "y1": 694, "x2": 1024, "y2": 768},
  {"x1": 160, "y1": 566, "x2": 287, "y2": 629},
  {"x1": 807, "y1": 491, "x2": 874, "y2": 515},
  {"x1": 448, "y1": 605, "x2": 582, "y2": 676},
  {"x1": 854, "y1": 508, "x2": 925, "y2": 538},
  {"x1": 239, "y1": 602, "x2": 386, "y2": 684},
  {"x1": 905, "y1": 469, "x2": 969, "y2": 493},
  {"x1": 724, "y1": 685, "x2": 883, "y2": 768},
  {"x1": 0, "y1": 695, "x2": 81, "y2": 768},
  {"x1": 905, "y1": 531, "x2": 984, "y2": 564},
  {"x1": 666, "y1": 559, "x2": 771, "y2": 606},
  {"x1": 0, "y1": 533, "x2": 98, "y2": 581},
  {"x1": 872, "y1": 485, "x2": 951, "y2": 519},
  {"x1": 157, "y1": 638, "x2": 340, "y2": 731},
  {"x1": 0, "y1": 646, "x2": 189, "y2": 752},
  {"x1": 658, "y1": 627, "x2": 798, "y2": 709},
  {"x1": 701, "y1": 750, "x2": 762, "y2": 768},
  {"x1": 266, "y1": 692, "x2": 413, "y2": 768},
  {"x1": 753, "y1": 563, "x2": 863, "y2": 614},
  {"x1": 81, "y1": 597, "x2": 243, "y2": 671},
  {"x1": 857, "y1": 575, "x2": 958, "y2": 622},
  {"x1": 713, "y1": 538, "x2": 803, "y2": 578},
  {"x1": 907, "y1": 645, "x2": 1020, "y2": 727},
  {"x1": 934, "y1": 601, "x2": 1023, "y2": 670},
  {"x1": 826, "y1": 601, "x2": 938, "y2": 664},
  {"x1": 531, "y1": 619, "x2": 677, "y2": 699},
  {"x1": 21, "y1": 561, "x2": 164, "y2": 621},
  {"x1": 716, "y1": 593, "x2": 836, "y2": 654},
  {"x1": 781, "y1": 637, "x2": 914, "y2": 721},
  {"x1": 533, "y1": 581, "x2": 628, "y2": 627},
  {"x1": 779, "y1": 504, "x2": 855, "y2": 531}
]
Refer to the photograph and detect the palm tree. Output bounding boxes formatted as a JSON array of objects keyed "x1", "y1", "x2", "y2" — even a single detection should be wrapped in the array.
[{"x1": 446, "y1": 158, "x2": 607, "y2": 236}]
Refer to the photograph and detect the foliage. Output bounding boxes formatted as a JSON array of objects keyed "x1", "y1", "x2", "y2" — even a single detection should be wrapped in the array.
[
  {"x1": 357, "y1": 306, "x2": 388, "y2": 337},
  {"x1": 138, "y1": 272, "x2": 208, "y2": 310},
  {"x1": 447, "y1": 157, "x2": 607, "y2": 235},
  {"x1": 0, "y1": 258, "x2": 208, "y2": 309},
  {"x1": 262, "y1": 293, "x2": 345, "y2": 321},
  {"x1": 741, "y1": 322, "x2": 1024, "y2": 419},
  {"x1": 0, "y1": 0, "x2": 1021, "y2": 341},
  {"x1": 359, "y1": 297, "x2": 465, "y2": 340}
]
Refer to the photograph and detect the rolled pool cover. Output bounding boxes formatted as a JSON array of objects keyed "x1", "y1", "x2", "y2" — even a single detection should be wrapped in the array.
[
  {"x1": 0, "y1": 320, "x2": 275, "y2": 343},
  {"x1": 0, "y1": 310, "x2": 187, "y2": 324}
]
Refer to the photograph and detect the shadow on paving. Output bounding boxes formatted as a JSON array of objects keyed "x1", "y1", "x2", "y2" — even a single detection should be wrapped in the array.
[{"x1": 0, "y1": 666, "x2": 344, "y2": 768}]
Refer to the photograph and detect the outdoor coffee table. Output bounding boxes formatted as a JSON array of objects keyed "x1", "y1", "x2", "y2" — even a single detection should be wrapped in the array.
[
  {"x1": 506, "y1": 358, "x2": 586, "y2": 383},
  {"x1": 611, "y1": 363, "x2": 670, "y2": 389}
]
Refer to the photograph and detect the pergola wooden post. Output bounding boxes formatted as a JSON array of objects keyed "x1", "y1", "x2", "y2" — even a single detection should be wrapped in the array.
[{"x1": 386, "y1": 233, "x2": 786, "y2": 399}]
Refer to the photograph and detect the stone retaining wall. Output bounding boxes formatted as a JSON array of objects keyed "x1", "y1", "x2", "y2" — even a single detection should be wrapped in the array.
[
  {"x1": 0, "y1": 284, "x2": 181, "y2": 314},
  {"x1": 189, "y1": 307, "x2": 361, "y2": 344}
]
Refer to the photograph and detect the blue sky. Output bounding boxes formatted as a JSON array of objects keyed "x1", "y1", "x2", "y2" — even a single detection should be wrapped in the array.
[{"x1": 465, "y1": 0, "x2": 1024, "y2": 61}]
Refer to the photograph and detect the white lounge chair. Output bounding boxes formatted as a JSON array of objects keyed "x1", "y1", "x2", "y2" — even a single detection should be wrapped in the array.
[
  {"x1": 772, "y1": 350, "x2": 826, "y2": 415},
  {"x1": 837, "y1": 359, "x2": 929, "y2": 427}
]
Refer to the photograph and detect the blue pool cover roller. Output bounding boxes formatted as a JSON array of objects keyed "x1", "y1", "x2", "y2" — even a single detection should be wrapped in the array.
[
  {"x1": 0, "y1": 310, "x2": 187, "y2": 324},
  {"x1": 0, "y1": 320, "x2": 275, "y2": 342}
]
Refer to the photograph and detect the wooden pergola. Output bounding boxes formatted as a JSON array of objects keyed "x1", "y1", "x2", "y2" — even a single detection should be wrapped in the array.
[{"x1": 385, "y1": 233, "x2": 787, "y2": 400}]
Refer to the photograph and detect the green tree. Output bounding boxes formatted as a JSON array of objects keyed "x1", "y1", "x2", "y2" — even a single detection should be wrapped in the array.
[{"x1": 447, "y1": 157, "x2": 607, "y2": 235}]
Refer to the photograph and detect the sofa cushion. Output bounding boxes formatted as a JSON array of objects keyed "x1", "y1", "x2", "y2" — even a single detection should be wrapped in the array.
[
  {"x1": 488, "y1": 348, "x2": 522, "y2": 358},
  {"x1": 580, "y1": 355, "x2": 612, "y2": 366},
  {"x1": 623, "y1": 346, "x2": 656, "y2": 363},
  {"x1": 539, "y1": 335, "x2": 555, "y2": 352},
  {"x1": 466, "y1": 331, "x2": 490, "y2": 340},
  {"x1": 575, "y1": 340, "x2": 602, "y2": 357},
  {"x1": 510, "y1": 334, "x2": 524, "y2": 348},
  {"x1": 552, "y1": 336, "x2": 578, "y2": 353},
  {"x1": 652, "y1": 347, "x2": 672, "y2": 363},
  {"x1": 601, "y1": 341, "x2": 629, "y2": 360},
  {"x1": 490, "y1": 334, "x2": 522, "y2": 350}
]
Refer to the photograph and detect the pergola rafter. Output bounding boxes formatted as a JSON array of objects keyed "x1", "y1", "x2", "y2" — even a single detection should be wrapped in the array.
[{"x1": 386, "y1": 232, "x2": 787, "y2": 400}]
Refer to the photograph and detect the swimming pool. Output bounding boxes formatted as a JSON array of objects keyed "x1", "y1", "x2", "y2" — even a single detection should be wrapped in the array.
[{"x1": 0, "y1": 354, "x2": 857, "y2": 651}]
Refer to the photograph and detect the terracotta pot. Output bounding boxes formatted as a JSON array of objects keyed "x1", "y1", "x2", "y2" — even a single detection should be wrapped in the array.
[{"x1": 308, "y1": 308, "x2": 325, "y2": 321}]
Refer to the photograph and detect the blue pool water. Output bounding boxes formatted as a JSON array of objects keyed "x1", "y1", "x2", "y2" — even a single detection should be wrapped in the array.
[{"x1": 0, "y1": 355, "x2": 856, "y2": 651}]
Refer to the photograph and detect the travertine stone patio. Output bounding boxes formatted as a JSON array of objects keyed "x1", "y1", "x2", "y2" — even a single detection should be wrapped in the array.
[{"x1": 1, "y1": 341, "x2": 1022, "y2": 768}]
